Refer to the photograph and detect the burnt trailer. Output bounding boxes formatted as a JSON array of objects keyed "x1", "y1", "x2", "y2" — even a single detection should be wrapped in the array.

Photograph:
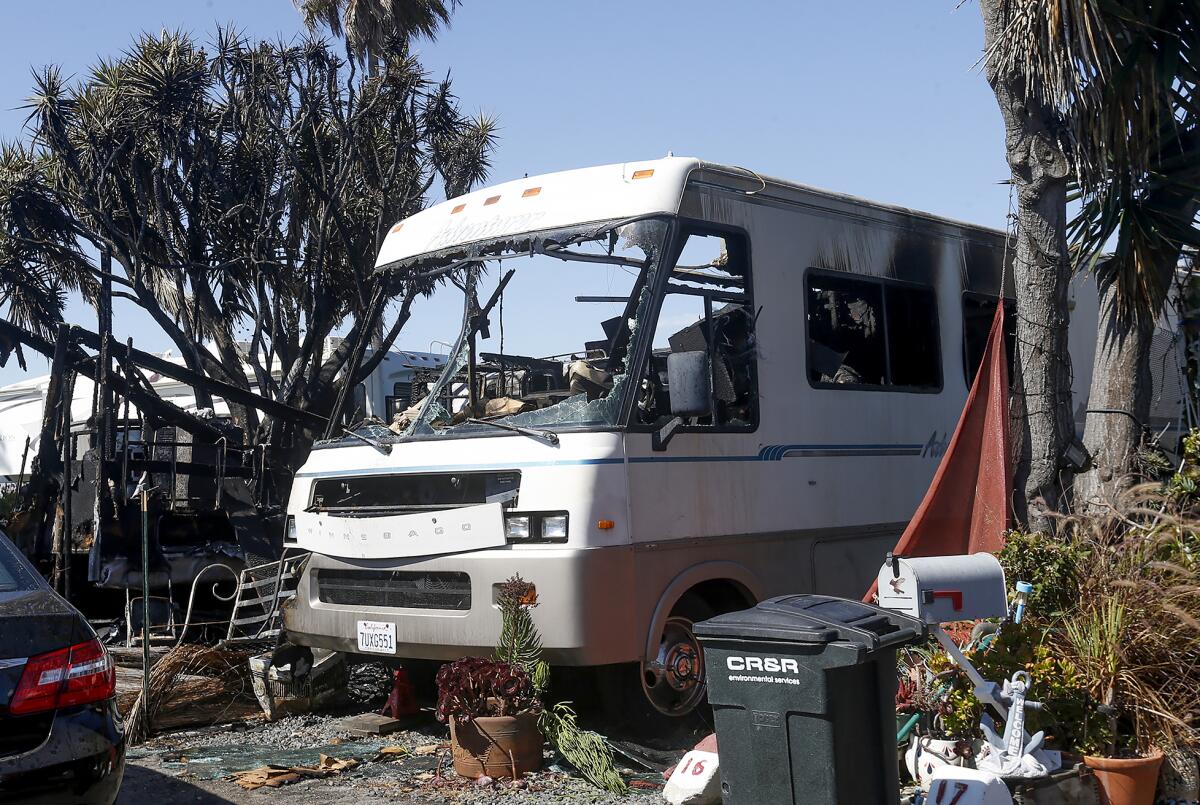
[{"x1": 0, "y1": 317, "x2": 324, "y2": 611}]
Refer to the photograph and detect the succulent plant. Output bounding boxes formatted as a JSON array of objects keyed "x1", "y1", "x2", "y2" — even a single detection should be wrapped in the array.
[{"x1": 434, "y1": 656, "x2": 540, "y2": 723}]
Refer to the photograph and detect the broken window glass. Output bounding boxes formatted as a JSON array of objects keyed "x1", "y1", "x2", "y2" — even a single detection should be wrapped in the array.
[
  {"x1": 637, "y1": 230, "x2": 758, "y2": 428},
  {"x1": 359, "y1": 216, "x2": 672, "y2": 442},
  {"x1": 807, "y1": 274, "x2": 886, "y2": 386}
]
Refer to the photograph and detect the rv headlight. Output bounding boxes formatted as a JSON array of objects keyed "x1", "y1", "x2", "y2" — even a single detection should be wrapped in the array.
[
  {"x1": 540, "y1": 515, "x2": 568, "y2": 540},
  {"x1": 285, "y1": 515, "x2": 298, "y2": 544},
  {"x1": 505, "y1": 515, "x2": 531, "y2": 540}
]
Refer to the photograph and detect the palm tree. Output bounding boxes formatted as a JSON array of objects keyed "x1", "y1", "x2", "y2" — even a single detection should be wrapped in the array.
[
  {"x1": 295, "y1": 0, "x2": 460, "y2": 65},
  {"x1": 978, "y1": 0, "x2": 1200, "y2": 524},
  {"x1": 979, "y1": 0, "x2": 1076, "y2": 528},
  {"x1": 1072, "y1": 118, "x2": 1200, "y2": 509}
]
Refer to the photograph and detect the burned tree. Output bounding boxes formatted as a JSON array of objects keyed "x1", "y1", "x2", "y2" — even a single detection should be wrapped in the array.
[
  {"x1": 5, "y1": 29, "x2": 495, "y2": 503},
  {"x1": 0, "y1": 30, "x2": 493, "y2": 601}
]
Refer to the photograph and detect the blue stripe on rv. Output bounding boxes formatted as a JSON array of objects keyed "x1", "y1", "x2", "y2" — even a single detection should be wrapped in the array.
[{"x1": 294, "y1": 442, "x2": 925, "y2": 477}]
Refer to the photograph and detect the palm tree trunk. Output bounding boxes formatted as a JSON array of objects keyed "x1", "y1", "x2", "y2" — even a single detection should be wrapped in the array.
[
  {"x1": 1075, "y1": 276, "x2": 1154, "y2": 512},
  {"x1": 980, "y1": 0, "x2": 1076, "y2": 530},
  {"x1": 1075, "y1": 173, "x2": 1196, "y2": 512}
]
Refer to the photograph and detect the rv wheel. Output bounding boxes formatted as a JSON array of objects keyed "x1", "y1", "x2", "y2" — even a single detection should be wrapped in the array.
[{"x1": 640, "y1": 594, "x2": 713, "y2": 717}]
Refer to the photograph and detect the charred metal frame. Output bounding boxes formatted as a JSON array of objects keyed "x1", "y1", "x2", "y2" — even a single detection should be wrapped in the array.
[{"x1": 0, "y1": 300, "x2": 334, "y2": 599}]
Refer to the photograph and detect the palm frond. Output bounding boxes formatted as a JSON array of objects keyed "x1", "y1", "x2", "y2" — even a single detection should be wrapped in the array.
[{"x1": 294, "y1": 0, "x2": 460, "y2": 64}]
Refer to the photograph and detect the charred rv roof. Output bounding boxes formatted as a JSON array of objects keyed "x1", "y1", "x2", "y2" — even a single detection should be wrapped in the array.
[{"x1": 373, "y1": 156, "x2": 1009, "y2": 275}]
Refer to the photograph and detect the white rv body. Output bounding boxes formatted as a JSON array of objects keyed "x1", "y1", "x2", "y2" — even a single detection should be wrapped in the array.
[{"x1": 281, "y1": 157, "x2": 1188, "y2": 714}]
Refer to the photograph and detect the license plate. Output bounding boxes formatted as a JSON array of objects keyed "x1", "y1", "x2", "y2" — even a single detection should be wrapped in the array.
[{"x1": 356, "y1": 620, "x2": 396, "y2": 655}]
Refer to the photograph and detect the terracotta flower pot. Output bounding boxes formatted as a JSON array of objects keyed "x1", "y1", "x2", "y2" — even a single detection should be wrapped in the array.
[
  {"x1": 449, "y1": 712, "x2": 543, "y2": 779},
  {"x1": 1084, "y1": 750, "x2": 1164, "y2": 805}
]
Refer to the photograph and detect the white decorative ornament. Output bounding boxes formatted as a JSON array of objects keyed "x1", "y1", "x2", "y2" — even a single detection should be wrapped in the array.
[
  {"x1": 928, "y1": 766, "x2": 1014, "y2": 805},
  {"x1": 663, "y1": 750, "x2": 721, "y2": 805},
  {"x1": 906, "y1": 737, "x2": 970, "y2": 792}
]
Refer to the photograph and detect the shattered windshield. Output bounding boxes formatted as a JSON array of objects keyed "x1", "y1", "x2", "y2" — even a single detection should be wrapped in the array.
[{"x1": 370, "y1": 216, "x2": 670, "y2": 441}]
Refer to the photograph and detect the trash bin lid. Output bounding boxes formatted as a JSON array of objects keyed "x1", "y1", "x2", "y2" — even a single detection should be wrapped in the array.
[{"x1": 693, "y1": 594, "x2": 925, "y2": 652}]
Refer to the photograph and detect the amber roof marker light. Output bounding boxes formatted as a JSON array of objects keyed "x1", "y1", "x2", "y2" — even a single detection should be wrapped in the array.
[
  {"x1": 521, "y1": 187, "x2": 541, "y2": 198},
  {"x1": 631, "y1": 169, "x2": 655, "y2": 180}
]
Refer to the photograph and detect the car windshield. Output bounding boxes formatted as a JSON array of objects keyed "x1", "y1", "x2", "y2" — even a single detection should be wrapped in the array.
[
  {"x1": 0, "y1": 531, "x2": 39, "y2": 593},
  {"x1": 354, "y1": 216, "x2": 672, "y2": 442}
]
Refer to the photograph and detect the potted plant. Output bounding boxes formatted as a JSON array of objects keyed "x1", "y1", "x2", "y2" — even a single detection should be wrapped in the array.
[
  {"x1": 1065, "y1": 597, "x2": 1164, "y2": 805},
  {"x1": 434, "y1": 576, "x2": 626, "y2": 792},
  {"x1": 435, "y1": 656, "x2": 544, "y2": 779},
  {"x1": 898, "y1": 635, "x2": 984, "y2": 790}
]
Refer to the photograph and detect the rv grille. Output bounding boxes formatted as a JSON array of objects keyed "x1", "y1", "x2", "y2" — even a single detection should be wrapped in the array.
[{"x1": 316, "y1": 570, "x2": 471, "y2": 610}]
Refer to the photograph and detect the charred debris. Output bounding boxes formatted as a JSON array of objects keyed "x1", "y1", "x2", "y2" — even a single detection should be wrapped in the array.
[{"x1": 0, "y1": 297, "x2": 328, "y2": 621}]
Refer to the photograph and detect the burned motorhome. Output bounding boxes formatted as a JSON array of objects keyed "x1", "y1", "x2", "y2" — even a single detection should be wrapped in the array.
[{"x1": 276, "y1": 156, "x2": 1198, "y2": 718}]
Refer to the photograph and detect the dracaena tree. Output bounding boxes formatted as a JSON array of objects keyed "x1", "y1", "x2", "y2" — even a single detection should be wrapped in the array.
[
  {"x1": 0, "y1": 144, "x2": 95, "y2": 368},
  {"x1": 979, "y1": 0, "x2": 1200, "y2": 524},
  {"x1": 2, "y1": 28, "x2": 495, "y2": 501}
]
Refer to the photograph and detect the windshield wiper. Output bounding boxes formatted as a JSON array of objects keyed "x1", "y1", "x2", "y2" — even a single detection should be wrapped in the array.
[
  {"x1": 466, "y1": 418, "x2": 560, "y2": 446},
  {"x1": 342, "y1": 428, "x2": 393, "y2": 455}
]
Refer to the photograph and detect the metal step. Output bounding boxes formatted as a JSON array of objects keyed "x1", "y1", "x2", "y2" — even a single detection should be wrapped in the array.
[{"x1": 224, "y1": 551, "x2": 309, "y2": 644}]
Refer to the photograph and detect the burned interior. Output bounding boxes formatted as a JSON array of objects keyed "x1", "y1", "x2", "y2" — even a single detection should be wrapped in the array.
[
  {"x1": 327, "y1": 217, "x2": 760, "y2": 448},
  {"x1": 635, "y1": 229, "x2": 757, "y2": 432},
  {"x1": 805, "y1": 271, "x2": 941, "y2": 392}
]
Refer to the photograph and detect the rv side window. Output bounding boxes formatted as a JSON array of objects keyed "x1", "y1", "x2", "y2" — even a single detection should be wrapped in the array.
[
  {"x1": 806, "y1": 275, "x2": 886, "y2": 385},
  {"x1": 637, "y1": 230, "x2": 757, "y2": 429},
  {"x1": 886, "y1": 284, "x2": 941, "y2": 388},
  {"x1": 962, "y1": 295, "x2": 1016, "y2": 386},
  {"x1": 806, "y1": 273, "x2": 941, "y2": 391}
]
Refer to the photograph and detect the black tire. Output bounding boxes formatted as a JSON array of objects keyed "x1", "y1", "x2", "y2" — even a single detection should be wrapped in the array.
[{"x1": 639, "y1": 593, "x2": 715, "y2": 719}]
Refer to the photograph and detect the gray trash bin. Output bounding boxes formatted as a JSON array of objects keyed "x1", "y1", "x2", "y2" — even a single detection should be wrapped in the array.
[{"x1": 695, "y1": 594, "x2": 926, "y2": 805}]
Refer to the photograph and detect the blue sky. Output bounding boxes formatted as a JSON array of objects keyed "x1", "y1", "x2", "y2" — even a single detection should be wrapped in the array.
[{"x1": 0, "y1": 1, "x2": 1009, "y2": 387}]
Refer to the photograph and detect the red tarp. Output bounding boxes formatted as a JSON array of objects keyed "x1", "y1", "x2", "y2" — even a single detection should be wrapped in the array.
[{"x1": 865, "y1": 302, "x2": 1011, "y2": 601}]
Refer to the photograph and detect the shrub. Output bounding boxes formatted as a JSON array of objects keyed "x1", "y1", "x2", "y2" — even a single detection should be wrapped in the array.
[
  {"x1": 0, "y1": 485, "x2": 19, "y2": 526},
  {"x1": 996, "y1": 529, "x2": 1085, "y2": 617},
  {"x1": 1043, "y1": 491, "x2": 1200, "y2": 755},
  {"x1": 904, "y1": 471, "x2": 1200, "y2": 757}
]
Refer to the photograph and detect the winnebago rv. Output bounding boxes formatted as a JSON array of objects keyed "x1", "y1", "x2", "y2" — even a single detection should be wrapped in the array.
[{"x1": 281, "y1": 157, "x2": 1183, "y2": 717}]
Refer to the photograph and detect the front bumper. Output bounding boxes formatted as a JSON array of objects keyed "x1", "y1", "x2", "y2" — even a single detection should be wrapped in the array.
[
  {"x1": 283, "y1": 545, "x2": 640, "y2": 665},
  {"x1": 0, "y1": 701, "x2": 126, "y2": 805}
]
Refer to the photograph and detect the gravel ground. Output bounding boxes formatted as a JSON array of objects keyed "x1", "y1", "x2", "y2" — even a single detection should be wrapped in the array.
[
  {"x1": 118, "y1": 712, "x2": 667, "y2": 804},
  {"x1": 112, "y1": 660, "x2": 698, "y2": 803}
]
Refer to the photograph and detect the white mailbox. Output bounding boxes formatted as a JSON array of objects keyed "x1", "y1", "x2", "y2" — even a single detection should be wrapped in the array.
[{"x1": 876, "y1": 553, "x2": 1008, "y2": 624}]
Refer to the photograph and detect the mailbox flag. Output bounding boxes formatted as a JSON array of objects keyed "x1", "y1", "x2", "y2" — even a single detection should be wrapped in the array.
[{"x1": 865, "y1": 302, "x2": 1011, "y2": 602}]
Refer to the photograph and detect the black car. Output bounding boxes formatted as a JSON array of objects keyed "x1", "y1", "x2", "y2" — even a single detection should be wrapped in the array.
[{"x1": 0, "y1": 529, "x2": 125, "y2": 804}]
